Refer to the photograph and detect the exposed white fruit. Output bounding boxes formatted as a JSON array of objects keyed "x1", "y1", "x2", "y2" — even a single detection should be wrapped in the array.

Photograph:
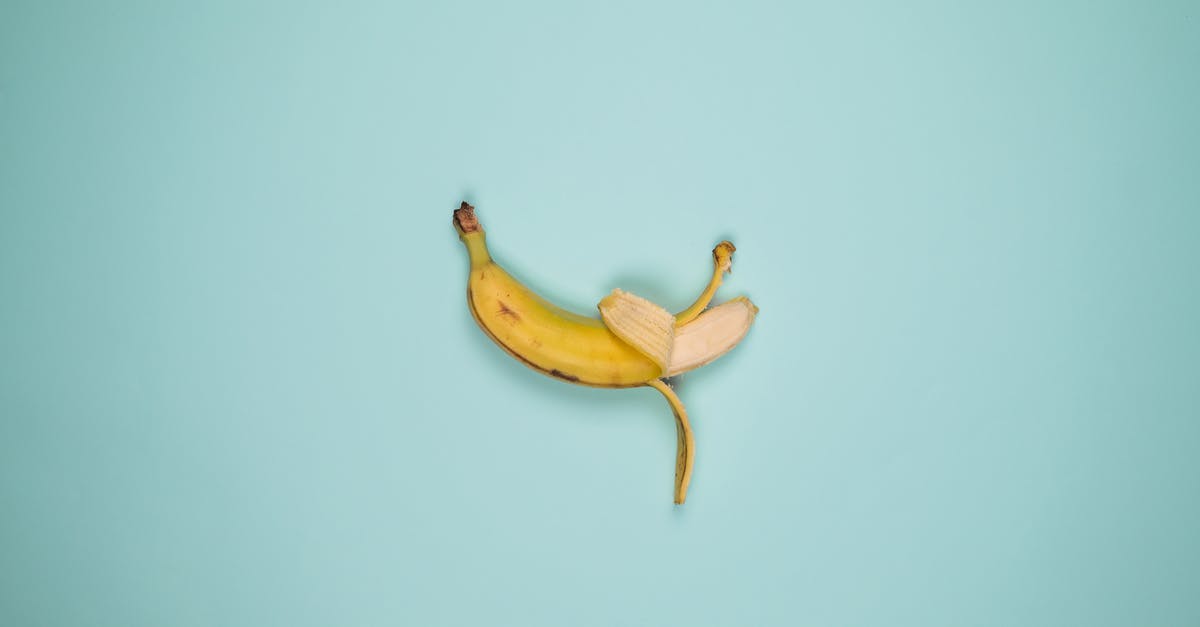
[{"x1": 665, "y1": 297, "x2": 758, "y2": 376}]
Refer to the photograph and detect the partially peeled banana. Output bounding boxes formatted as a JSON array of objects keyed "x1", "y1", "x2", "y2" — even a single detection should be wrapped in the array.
[{"x1": 453, "y1": 202, "x2": 757, "y2": 504}]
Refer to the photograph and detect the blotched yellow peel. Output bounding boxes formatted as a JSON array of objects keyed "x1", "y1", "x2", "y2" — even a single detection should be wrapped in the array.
[{"x1": 463, "y1": 249, "x2": 662, "y2": 387}]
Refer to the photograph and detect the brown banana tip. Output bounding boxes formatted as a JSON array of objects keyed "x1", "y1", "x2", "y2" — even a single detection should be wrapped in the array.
[
  {"x1": 714, "y1": 241, "x2": 735, "y2": 273},
  {"x1": 453, "y1": 201, "x2": 480, "y2": 233}
]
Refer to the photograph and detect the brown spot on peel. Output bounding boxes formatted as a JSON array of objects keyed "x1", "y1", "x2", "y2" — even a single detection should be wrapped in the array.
[
  {"x1": 550, "y1": 369, "x2": 580, "y2": 382},
  {"x1": 497, "y1": 301, "x2": 521, "y2": 324},
  {"x1": 465, "y1": 287, "x2": 638, "y2": 389}
]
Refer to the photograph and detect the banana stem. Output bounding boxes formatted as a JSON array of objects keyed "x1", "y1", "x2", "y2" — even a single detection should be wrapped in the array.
[
  {"x1": 674, "y1": 241, "x2": 735, "y2": 326},
  {"x1": 454, "y1": 202, "x2": 493, "y2": 267},
  {"x1": 453, "y1": 201, "x2": 481, "y2": 234},
  {"x1": 647, "y1": 378, "x2": 694, "y2": 504}
]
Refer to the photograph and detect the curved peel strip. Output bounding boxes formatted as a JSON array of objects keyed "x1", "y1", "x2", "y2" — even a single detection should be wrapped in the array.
[
  {"x1": 647, "y1": 379, "x2": 693, "y2": 505},
  {"x1": 674, "y1": 241, "x2": 736, "y2": 326}
]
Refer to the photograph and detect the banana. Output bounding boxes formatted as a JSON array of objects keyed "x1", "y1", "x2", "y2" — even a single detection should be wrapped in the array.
[{"x1": 453, "y1": 202, "x2": 757, "y2": 504}]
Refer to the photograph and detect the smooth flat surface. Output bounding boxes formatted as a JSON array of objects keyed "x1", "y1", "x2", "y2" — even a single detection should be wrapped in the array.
[{"x1": 2, "y1": 2, "x2": 1199, "y2": 625}]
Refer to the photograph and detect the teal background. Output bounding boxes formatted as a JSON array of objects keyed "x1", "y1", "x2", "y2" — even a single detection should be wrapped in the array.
[{"x1": 2, "y1": 2, "x2": 1198, "y2": 625}]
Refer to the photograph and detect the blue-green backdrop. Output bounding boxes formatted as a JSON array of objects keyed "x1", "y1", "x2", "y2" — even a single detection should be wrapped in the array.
[{"x1": 2, "y1": 2, "x2": 1198, "y2": 625}]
